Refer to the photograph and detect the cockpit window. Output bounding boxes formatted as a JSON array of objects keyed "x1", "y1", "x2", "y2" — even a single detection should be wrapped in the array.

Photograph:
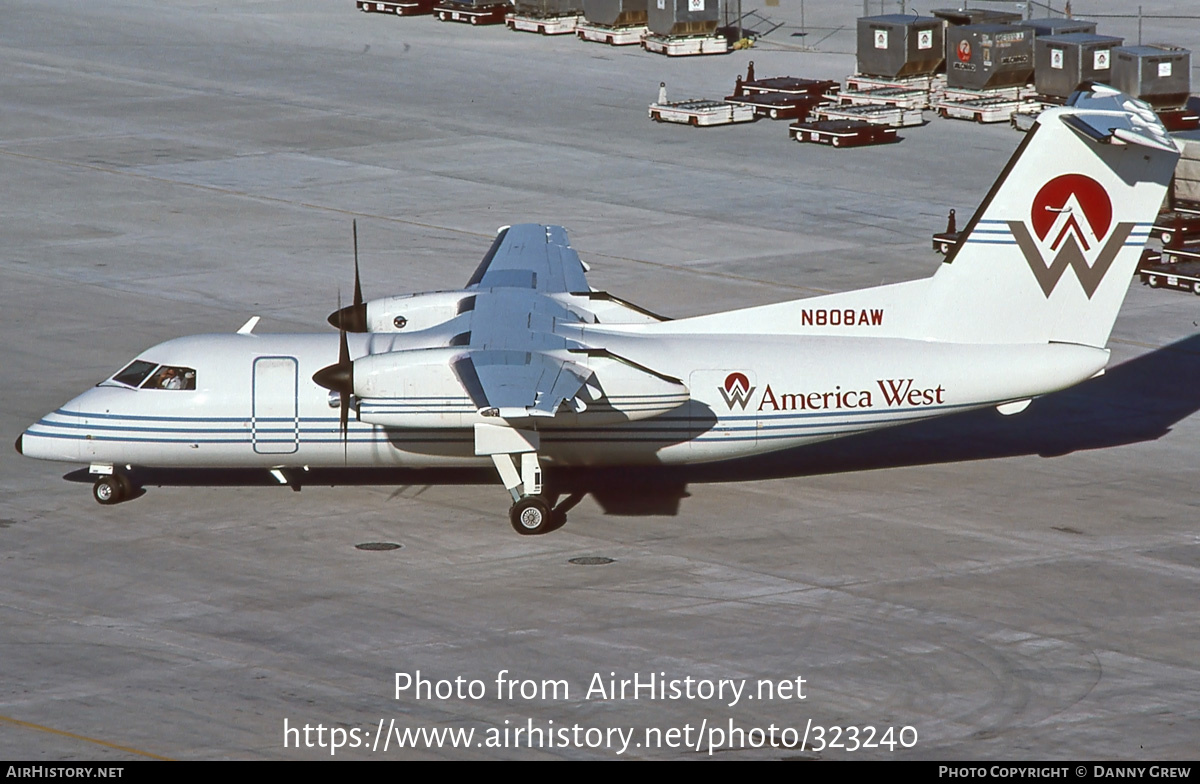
[
  {"x1": 146, "y1": 366, "x2": 196, "y2": 390},
  {"x1": 108, "y1": 360, "x2": 158, "y2": 388}
]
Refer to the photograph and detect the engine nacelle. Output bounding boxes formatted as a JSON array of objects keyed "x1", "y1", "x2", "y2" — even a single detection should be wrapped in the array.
[{"x1": 364, "y1": 291, "x2": 474, "y2": 333}]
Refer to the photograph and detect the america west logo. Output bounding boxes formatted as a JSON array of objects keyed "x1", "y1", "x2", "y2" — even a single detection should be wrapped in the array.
[
  {"x1": 1009, "y1": 174, "x2": 1134, "y2": 299},
  {"x1": 718, "y1": 372, "x2": 755, "y2": 410}
]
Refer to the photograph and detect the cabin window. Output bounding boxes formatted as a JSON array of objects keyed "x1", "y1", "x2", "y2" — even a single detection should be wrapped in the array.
[
  {"x1": 108, "y1": 360, "x2": 158, "y2": 388},
  {"x1": 146, "y1": 366, "x2": 196, "y2": 390}
]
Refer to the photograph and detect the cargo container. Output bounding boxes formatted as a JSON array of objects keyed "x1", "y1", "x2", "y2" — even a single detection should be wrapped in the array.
[
  {"x1": 582, "y1": 0, "x2": 646, "y2": 27},
  {"x1": 856, "y1": 15, "x2": 944, "y2": 79},
  {"x1": 1034, "y1": 33, "x2": 1124, "y2": 100},
  {"x1": 1016, "y1": 17, "x2": 1097, "y2": 38},
  {"x1": 946, "y1": 24, "x2": 1034, "y2": 90},
  {"x1": 646, "y1": 0, "x2": 720, "y2": 37},
  {"x1": 1111, "y1": 45, "x2": 1191, "y2": 109},
  {"x1": 932, "y1": 8, "x2": 1022, "y2": 27}
]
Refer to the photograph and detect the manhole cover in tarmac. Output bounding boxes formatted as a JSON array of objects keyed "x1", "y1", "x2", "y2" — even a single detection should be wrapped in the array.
[
  {"x1": 356, "y1": 542, "x2": 402, "y2": 551},
  {"x1": 569, "y1": 556, "x2": 615, "y2": 565}
]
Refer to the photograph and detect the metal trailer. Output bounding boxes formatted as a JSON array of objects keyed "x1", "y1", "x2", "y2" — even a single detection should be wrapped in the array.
[
  {"x1": 788, "y1": 119, "x2": 900, "y2": 148},
  {"x1": 934, "y1": 94, "x2": 1029, "y2": 123},
  {"x1": 1016, "y1": 17, "x2": 1097, "y2": 39},
  {"x1": 507, "y1": 12, "x2": 582, "y2": 33},
  {"x1": 648, "y1": 85, "x2": 754, "y2": 126},
  {"x1": 435, "y1": 1, "x2": 510, "y2": 24},
  {"x1": 1111, "y1": 45, "x2": 1192, "y2": 109},
  {"x1": 737, "y1": 63, "x2": 840, "y2": 99},
  {"x1": 1139, "y1": 254, "x2": 1200, "y2": 295},
  {"x1": 857, "y1": 15, "x2": 944, "y2": 79},
  {"x1": 1158, "y1": 106, "x2": 1200, "y2": 132},
  {"x1": 815, "y1": 103, "x2": 924, "y2": 128},
  {"x1": 1034, "y1": 33, "x2": 1124, "y2": 100},
  {"x1": 641, "y1": 32, "x2": 728, "y2": 56},
  {"x1": 1153, "y1": 211, "x2": 1200, "y2": 247},
  {"x1": 576, "y1": 22, "x2": 646, "y2": 44},
  {"x1": 356, "y1": 0, "x2": 435, "y2": 15},
  {"x1": 725, "y1": 92, "x2": 821, "y2": 120},
  {"x1": 945, "y1": 24, "x2": 1034, "y2": 91}
]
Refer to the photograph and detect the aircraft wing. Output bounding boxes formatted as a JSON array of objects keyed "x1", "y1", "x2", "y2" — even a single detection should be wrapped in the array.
[
  {"x1": 452, "y1": 350, "x2": 591, "y2": 419},
  {"x1": 465, "y1": 224, "x2": 591, "y2": 294}
]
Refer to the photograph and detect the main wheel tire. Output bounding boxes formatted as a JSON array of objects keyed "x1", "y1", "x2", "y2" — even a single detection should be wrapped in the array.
[
  {"x1": 93, "y1": 476, "x2": 124, "y2": 505},
  {"x1": 510, "y1": 496, "x2": 552, "y2": 535}
]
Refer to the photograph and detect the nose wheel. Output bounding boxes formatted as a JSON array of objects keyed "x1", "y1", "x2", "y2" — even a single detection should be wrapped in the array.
[{"x1": 92, "y1": 473, "x2": 133, "y2": 505}]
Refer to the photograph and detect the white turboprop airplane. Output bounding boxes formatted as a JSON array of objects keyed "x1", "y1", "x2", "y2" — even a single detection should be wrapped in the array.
[{"x1": 16, "y1": 86, "x2": 1181, "y2": 534}]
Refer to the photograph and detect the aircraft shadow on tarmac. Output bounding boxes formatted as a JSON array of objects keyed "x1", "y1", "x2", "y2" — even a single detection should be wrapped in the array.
[{"x1": 64, "y1": 334, "x2": 1200, "y2": 519}]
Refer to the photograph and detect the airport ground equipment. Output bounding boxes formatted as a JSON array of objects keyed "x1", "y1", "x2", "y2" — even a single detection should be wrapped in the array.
[
  {"x1": 1034, "y1": 33, "x2": 1124, "y2": 100},
  {"x1": 1111, "y1": 45, "x2": 1191, "y2": 110},
  {"x1": 788, "y1": 119, "x2": 899, "y2": 148},
  {"x1": 357, "y1": 0, "x2": 434, "y2": 14},
  {"x1": 576, "y1": 21, "x2": 645, "y2": 43},
  {"x1": 642, "y1": 0, "x2": 727, "y2": 56},
  {"x1": 932, "y1": 209, "x2": 959, "y2": 255},
  {"x1": 435, "y1": 0, "x2": 509, "y2": 24},
  {"x1": 1138, "y1": 248, "x2": 1200, "y2": 295},
  {"x1": 934, "y1": 85, "x2": 1037, "y2": 124},
  {"x1": 725, "y1": 91, "x2": 821, "y2": 121},
  {"x1": 857, "y1": 15, "x2": 944, "y2": 79},
  {"x1": 815, "y1": 103, "x2": 923, "y2": 128},
  {"x1": 507, "y1": 0, "x2": 583, "y2": 33},
  {"x1": 945, "y1": 24, "x2": 1034, "y2": 91},
  {"x1": 649, "y1": 83, "x2": 754, "y2": 126},
  {"x1": 738, "y1": 62, "x2": 840, "y2": 100},
  {"x1": 507, "y1": 12, "x2": 581, "y2": 33},
  {"x1": 1016, "y1": 17, "x2": 1097, "y2": 39},
  {"x1": 577, "y1": 0, "x2": 646, "y2": 44},
  {"x1": 641, "y1": 31, "x2": 728, "y2": 56},
  {"x1": 725, "y1": 66, "x2": 832, "y2": 121},
  {"x1": 839, "y1": 85, "x2": 929, "y2": 110},
  {"x1": 1153, "y1": 211, "x2": 1200, "y2": 248},
  {"x1": 932, "y1": 7, "x2": 1021, "y2": 27}
]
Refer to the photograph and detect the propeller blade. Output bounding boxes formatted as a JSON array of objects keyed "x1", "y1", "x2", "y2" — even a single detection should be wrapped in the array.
[
  {"x1": 327, "y1": 220, "x2": 369, "y2": 332},
  {"x1": 353, "y1": 219, "x2": 363, "y2": 309}
]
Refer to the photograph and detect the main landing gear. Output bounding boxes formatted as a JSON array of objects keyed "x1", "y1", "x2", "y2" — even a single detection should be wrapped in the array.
[
  {"x1": 510, "y1": 495, "x2": 554, "y2": 535},
  {"x1": 476, "y1": 424, "x2": 564, "y2": 535},
  {"x1": 92, "y1": 471, "x2": 134, "y2": 505}
]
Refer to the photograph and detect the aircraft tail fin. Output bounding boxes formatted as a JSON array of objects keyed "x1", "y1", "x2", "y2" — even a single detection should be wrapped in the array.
[{"x1": 919, "y1": 85, "x2": 1179, "y2": 348}]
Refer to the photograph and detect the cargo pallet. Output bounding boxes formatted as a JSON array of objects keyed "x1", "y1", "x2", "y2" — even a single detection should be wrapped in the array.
[
  {"x1": 506, "y1": 13, "x2": 581, "y2": 34},
  {"x1": 789, "y1": 119, "x2": 899, "y2": 148},
  {"x1": 641, "y1": 33, "x2": 729, "y2": 57},
  {"x1": 934, "y1": 95, "x2": 1029, "y2": 124},
  {"x1": 846, "y1": 73, "x2": 945, "y2": 94},
  {"x1": 575, "y1": 22, "x2": 646, "y2": 45},
  {"x1": 815, "y1": 103, "x2": 924, "y2": 128},
  {"x1": 738, "y1": 63, "x2": 839, "y2": 99},
  {"x1": 649, "y1": 99, "x2": 755, "y2": 126},
  {"x1": 356, "y1": 0, "x2": 434, "y2": 14},
  {"x1": 434, "y1": 2, "x2": 508, "y2": 24},
  {"x1": 839, "y1": 86, "x2": 929, "y2": 110}
]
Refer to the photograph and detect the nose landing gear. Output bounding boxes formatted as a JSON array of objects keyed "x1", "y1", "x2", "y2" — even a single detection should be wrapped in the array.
[{"x1": 92, "y1": 472, "x2": 133, "y2": 505}]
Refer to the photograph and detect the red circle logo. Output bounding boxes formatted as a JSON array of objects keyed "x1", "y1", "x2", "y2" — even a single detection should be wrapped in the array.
[
  {"x1": 956, "y1": 39, "x2": 972, "y2": 63},
  {"x1": 1031, "y1": 174, "x2": 1112, "y2": 243}
]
